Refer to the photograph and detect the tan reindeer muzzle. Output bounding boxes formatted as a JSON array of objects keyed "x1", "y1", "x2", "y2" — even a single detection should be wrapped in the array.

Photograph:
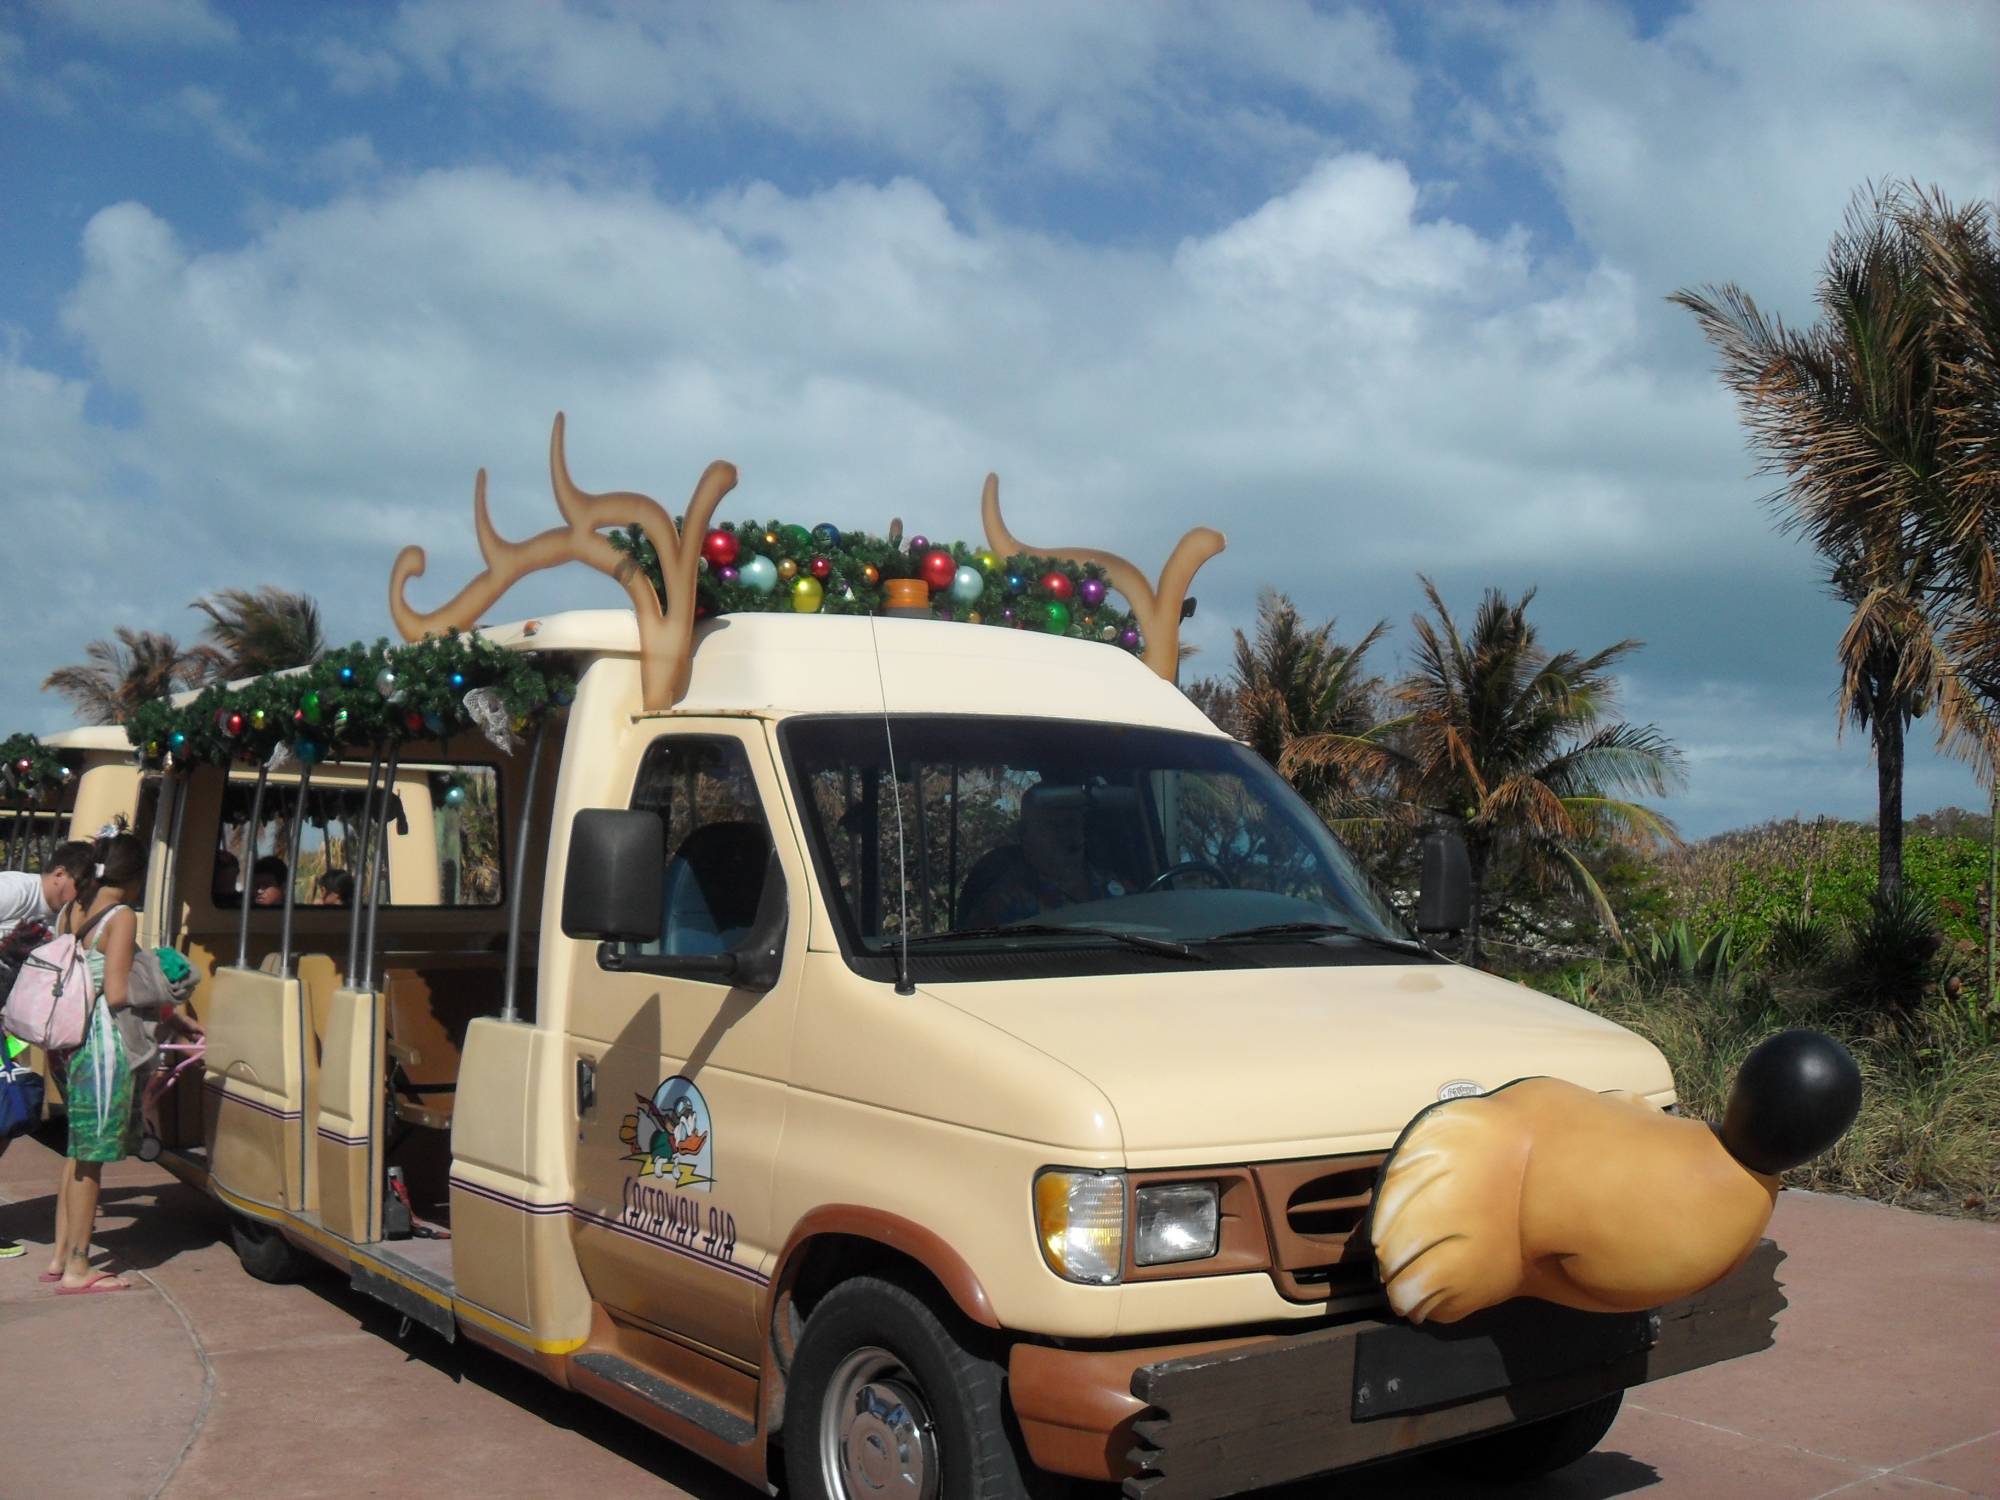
[{"x1": 1370, "y1": 1078, "x2": 1781, "y2": 1326}]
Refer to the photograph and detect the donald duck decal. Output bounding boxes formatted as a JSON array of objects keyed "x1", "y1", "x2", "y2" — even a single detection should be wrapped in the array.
[{"x1": 620, "y1": 1075, "x2": 715, "y2": 1190}]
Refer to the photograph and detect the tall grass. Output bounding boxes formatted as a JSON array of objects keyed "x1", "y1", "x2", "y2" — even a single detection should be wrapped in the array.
[{"x1": 1542, "y1": 965, "x2": 1998, "y2": 1218}]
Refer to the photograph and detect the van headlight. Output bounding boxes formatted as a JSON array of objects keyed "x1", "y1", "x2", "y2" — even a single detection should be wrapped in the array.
[
  {"x1": 1134, "y1": 1181, "x2": 1219, "y2": 1266},
  {"x1": 1034, "y1": 1169, "x2": 1124, "y2": 1285}
]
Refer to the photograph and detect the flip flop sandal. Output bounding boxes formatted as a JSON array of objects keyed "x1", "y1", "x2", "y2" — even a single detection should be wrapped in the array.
[
  {"x1": 55, "y1": 1272, "x2": 130, "y2": 1295},
  {"x1": 38, "y1": 1271, "x2": 64, "y2": 1283}
]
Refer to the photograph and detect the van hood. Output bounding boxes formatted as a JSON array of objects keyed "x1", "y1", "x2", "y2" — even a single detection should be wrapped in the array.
[{"x1": 921, "y1": 962, "x2": 1672, "y2": 1165}]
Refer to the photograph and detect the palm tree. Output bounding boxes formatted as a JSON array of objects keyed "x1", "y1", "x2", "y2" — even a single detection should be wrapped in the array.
[
  {"x1": 1203, "y1": 590, "x2": 1395, "y2": 826},
  {"x1": 1672, "y1": 182, "x2": 1991, "y2": 902},
  {"x1": 41, "y1": 629, "x2": 203, "y2": 725},
  {"x1": 1380, "y1": 580, "x2": 1683, "y2": 966},
  {"x1": 188, "y1": 586, "x2": 325, "y2": 683}
]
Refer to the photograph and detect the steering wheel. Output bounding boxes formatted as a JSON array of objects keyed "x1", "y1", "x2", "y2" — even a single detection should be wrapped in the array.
[{"x1": 1144, "y1": 860, "x2": 1233, "y2": 892}]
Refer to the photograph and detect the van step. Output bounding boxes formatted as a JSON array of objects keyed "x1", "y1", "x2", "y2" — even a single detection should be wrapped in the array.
[
  {"x1": 352, "y1": 1263, "x2": 455, "y2": 1343},
  {"x1": 571, "y1": 1352, "x2": 756, "y2": 1444}
]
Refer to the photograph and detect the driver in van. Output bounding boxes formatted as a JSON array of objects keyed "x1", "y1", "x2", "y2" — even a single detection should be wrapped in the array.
[{"x1": 960, "y1": 784, "x2": 1128, "y2": 927}]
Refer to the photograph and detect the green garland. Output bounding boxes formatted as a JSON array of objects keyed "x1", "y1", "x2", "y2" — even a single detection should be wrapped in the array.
[
  {"x1": 124, "y1": 636, "x2": 575, "y2": 769},
  {"x1": 608, "y1": 519, "x2": 1147, "y2": 650},
  {"x1": 0, "y1": 733, "x2": 70, "y2": 799}
]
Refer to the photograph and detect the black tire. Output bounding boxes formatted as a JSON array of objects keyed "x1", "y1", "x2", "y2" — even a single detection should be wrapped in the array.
[
  {"x1": 782, "y1": 1273, "x2": 1055, "y2": 1500},
  {"x1": 229, "y1": 1211, "x2": 304, "y2": 1284},
  {"x1": 1429, "y1": 1392, "x2": 1624, "y2": 1482}
]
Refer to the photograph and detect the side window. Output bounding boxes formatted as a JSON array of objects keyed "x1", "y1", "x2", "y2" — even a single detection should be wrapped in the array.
[{"x1": 627, "y1": 738, "x2": 776, "y2": 961}]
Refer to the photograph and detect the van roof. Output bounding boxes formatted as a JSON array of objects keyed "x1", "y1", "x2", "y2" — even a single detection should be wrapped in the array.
[
  {"x1": 41, "y1": 725, "x2": 132, "y2": 753},
  {"x1": 510, "y1": 609, "x2": 1226, "y2": 732}
]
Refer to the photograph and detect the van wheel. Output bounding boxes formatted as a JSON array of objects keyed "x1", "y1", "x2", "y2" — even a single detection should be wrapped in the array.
[
  {"x1": 228, "y1": 1212, "x2": 303, "y2": 1284},
  {"x1": 1429, "y1": 1392, "x2": 1624, "y2": 1481},
  {"x1": 784, "y1": 1274, "x2": 1056, "y2": 1500}
]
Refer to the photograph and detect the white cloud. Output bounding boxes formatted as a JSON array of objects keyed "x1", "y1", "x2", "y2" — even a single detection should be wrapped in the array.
[
  {"x1": 311, "y1": 35, "x2": 402, "y2": 95},
  {"x1": 1486, "y1": 0, "x2": 2000, "y2": 313},
  {"x1": 33, "y1": 0, "x2": 236, "y2": 49},
  {"x1": 386, "y1": 0, "x2": 1414, "y2": 173},
  {"x1": 172, "y1": 83, "x2": 265, "y2": 163},
  {"x1": 305, "y1": 133, "x2": 382, "y2": 183}
]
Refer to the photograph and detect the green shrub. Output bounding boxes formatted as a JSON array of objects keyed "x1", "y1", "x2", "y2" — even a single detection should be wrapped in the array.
[{"x1": 1842, "y1": 887, "x2": 1943, "y2": 1011}]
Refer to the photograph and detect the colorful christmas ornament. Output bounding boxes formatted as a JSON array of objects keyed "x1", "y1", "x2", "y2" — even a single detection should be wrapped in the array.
[
  {"x1": 920, "y1": 550, "x2": 957, "y2": 590},
  {"x1": 1100, "y1": 623, "x2": 1119, "y2": 641},
  {"x1": 779, "y1": 523, "x2": 814, "y2": 554},
  {"x1": 450, "y1": 672, "x2": 466, "y2": 690},
  {"x1": 908, "y1": 534, "x2": 929, "y2": 555},
  {"x1": 974, "y1": 549, "x2": 1000, "y2": 575},
  {"x1": 375, "y1": 668, "x2": 400, "y2": 700},
  {"x1": 1120, "y1": 628, "x2": 1141, "y2": 650},
  {"x1": 296, "y1": 739, "x2": 322, "y2": 766},
  {"x1": 301, "y1": 690, "x2": 323, "y2": 726},
  {"x1": 950, "y1": 565, "x2": 985, "y2": 604},
  {"x1": 168, "y1": 731, "x2": 186, "y2": 751},
  {"x1": 1040, "y1": 570, "x2": 1074, "y2": 603},
  {"x1": 1077, "y1": 577, "x2": 1107, "y2": 609},
  {"x1": 792, "y1": 576, "x2": 824, "y2": 613},
  {"x1": 405, "y1": 709, "x2": 426, "y2": 734},
  {"x1": 225, "y1": 712, "x2": 246, "y2": 737},
  {"x1": 250, "y1": 709, "x2": 268, "y2": 731},
  {"x1": 444, "y1": 785, "x2": 467, "y2": 808},
  {"x1": 1044, "y1": 600, "x2": 1072, "y2": 634},
  {"x1": 718, "y1": 564, "x2": 739, "y2": 584},
  {"x1": 702, "y1": 528, "x2": 740, "y2": 567},
  {"x1": 424, "y1": 711, "x2": 447, "y2": 735},
  {"x1": 333, "y1": 709, "x2": 349, "y2": 734},
  {"x1": 809, "y1": 555, "x2": 832, "y2": 580},
  {"x1": 763, "y1": 529, "x2": 780, "y2": 547},
  {"x1": 339, "y1": 666, "x2": 356, "y2": 684},
  {"x1": 861, "y1": 564, "x2": 881, "y2": 586},
  {"x1": 739, "y1": 554, "x2": 779, "y2": 594},
  {"x1": 696, "y1": 556, "x2": 709, "y2": 574},
  {"x1": 1005, "y1": 572, "x2": 1026, "y2": 594},
  {"x1": 812, "y1": 523, "x2": 841, "y2": 549},
  {"x1": 778, "y1": 558, "x2": 799, "y2": 581}
]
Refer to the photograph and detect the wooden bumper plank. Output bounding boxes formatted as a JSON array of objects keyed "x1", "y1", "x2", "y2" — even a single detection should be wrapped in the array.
[{"x1": 1123, "y1": 1241, "x2": 1787, "y2": 1500}]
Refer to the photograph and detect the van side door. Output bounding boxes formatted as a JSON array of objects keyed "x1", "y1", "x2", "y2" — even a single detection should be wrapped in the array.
[{"x1": 565, "y1": 722, "x2": 801, "y2": 1366}]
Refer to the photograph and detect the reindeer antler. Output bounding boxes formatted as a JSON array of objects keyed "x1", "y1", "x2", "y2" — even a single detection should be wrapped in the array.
[
  {"x1": 389, "y1": 413, "x2": 737, "y2": 710},
  {"x1": 981, "y1": 474, "x2": 1224, "y2": 681}
]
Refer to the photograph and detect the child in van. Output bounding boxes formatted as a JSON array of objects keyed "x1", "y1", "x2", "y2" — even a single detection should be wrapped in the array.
[{"x1": 42, "y1": 833, "x2": 147, "y2": 1294}]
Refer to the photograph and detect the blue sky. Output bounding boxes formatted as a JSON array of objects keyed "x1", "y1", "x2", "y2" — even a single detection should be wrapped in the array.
[{"x1": 3, "y1": 0, "x2": 1996, "y2": 837}]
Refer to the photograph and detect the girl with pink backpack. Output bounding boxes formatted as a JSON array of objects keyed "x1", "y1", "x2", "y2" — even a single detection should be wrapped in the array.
[{"x1": 39, "y1": 834, "x2": 149, "y2": 1294}]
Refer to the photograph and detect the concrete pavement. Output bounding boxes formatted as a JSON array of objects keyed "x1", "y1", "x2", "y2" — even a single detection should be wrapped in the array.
[{"x1": 2, "y1": 1128, "x2": 1994, "y2": 1500}]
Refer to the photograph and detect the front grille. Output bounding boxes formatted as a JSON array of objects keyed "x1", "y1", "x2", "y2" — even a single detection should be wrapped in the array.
[{"x1": 1251, "y1": 1152, "x2": 1386, "y2": 1305}]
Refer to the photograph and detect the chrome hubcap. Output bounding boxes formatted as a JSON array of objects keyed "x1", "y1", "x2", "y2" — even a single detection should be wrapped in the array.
[{"x1": 819, "y1": 1347, "x2": 938, "y2": 1499}]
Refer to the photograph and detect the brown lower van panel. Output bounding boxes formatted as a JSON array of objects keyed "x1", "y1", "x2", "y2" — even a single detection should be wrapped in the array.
[
  {"x1": 766, "y1": 1206, "x2": 1002, "y2": 1332},
  {"x1": 1009, "y1": 1241, "x2": 1787, "y2": 1493}
]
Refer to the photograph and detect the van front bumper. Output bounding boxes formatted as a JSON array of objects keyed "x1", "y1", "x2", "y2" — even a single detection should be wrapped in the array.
[{"x1": 1008, "y1": 1239, "x2": 1785, "y2": 1497}]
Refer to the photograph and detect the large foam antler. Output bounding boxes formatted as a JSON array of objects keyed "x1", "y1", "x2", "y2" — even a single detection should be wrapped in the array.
[
  {"x1": 389, "y1": 413, "x2": 737, "y2": 710},
  {"x1": 981, "y1": 475, "x2": 1224, "y2": 681}
]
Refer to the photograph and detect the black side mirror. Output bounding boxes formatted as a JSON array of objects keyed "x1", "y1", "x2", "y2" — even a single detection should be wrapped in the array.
[
  {"x1": 731, "y1": 849, "x2": 789, "y2": 992},
  {"x1": 562, "y1": 809, "x2": 664, "y2": 942},
  {"x1": 1417, "y1": 830, "x2": 1471, "y2": 934}
]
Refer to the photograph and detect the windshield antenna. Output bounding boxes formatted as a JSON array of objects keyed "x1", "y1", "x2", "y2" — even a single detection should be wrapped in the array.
[{"x1": 866, "y1": 614, "x2": 916, "y2": 995}]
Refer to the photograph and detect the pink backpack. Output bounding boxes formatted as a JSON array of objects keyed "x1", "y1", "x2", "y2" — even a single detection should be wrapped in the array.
[{"x1": 2, "y1": 905, "x2": 112, "y2": 1055}]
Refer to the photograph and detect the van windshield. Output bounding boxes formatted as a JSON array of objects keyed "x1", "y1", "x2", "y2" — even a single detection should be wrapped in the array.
[{"x1": 781, "y1": 716, "x2": 1417, "y2": 968}]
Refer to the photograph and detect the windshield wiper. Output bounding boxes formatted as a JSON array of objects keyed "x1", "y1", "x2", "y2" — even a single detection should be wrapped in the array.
[
  {"x1": 902, "y1": 922, "x2": 1208, "y2": 961},
  {"x1": 1203, "y1": 921, "x2": 1432, "y2": 959}
]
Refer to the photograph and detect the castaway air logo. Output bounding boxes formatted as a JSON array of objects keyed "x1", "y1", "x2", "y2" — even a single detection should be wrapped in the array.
[
  {"x1": 620, "y1": 1075, "x2": 715, "y2": 1190},
  {"x1": 1437, "y1": 1079, "x2": 1483, "y2": 1101}
]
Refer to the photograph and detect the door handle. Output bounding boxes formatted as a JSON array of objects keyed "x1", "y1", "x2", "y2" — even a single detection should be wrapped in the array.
[{"x1": 576, "y1": 1057, "x2": 596, "y2": 1116}]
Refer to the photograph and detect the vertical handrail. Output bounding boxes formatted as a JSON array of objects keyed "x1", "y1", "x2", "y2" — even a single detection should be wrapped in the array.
[
  {"x1": 501, "y1": 722, "x2": 549, "y2": 1024},
  {"x1": 361, "y1": 748, "x2": 400, "y2": 993},
  {"x1": 235, "y1": 762, "x2": 271, "y2": 970},
  {"x1": 159, "y1": 771, "x2": 190, "y2": 951},
  {"x1": 345, "y1": 747, "x2": 383, "y2": 987},
  {"x1": 277, "y1": 763, "x2": 314, "y2": 975}
]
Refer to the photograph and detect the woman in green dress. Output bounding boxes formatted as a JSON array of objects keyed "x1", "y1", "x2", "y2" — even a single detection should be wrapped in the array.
[{"x1": 43, "y1": 833, "x2": 146, "y2": 1294}]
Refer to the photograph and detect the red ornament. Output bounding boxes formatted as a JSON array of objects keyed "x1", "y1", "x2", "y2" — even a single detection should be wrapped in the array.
[
  {"x1": 701, "y1": 528, "x2": 739, "y2": 567},
  {"x1": 293, "y1": 709, "x2": 306, "y2": 724},
  {"x1": 225, "y1": 712, "x2": 245, "y2": 737},
  {"x1": 405, "y1": 709, "x2": 426, "y2": 733},
  {"x1": 1040, "y1": 570, "x2": 1075, "y2": 602},
  {"x1": 809, "y1": 555, "x2": 831, "y2": 579},
  {"x1": 920, "y1": 549, "x2": 957, "y2": 590}
]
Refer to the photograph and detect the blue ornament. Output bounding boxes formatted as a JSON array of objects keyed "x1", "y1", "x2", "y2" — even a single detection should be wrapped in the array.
[
  {"x1": 424, "y1": 712, "x2": 447, "y2": 735},
  {"x1": 811, "y1": 522, "x2": 841, "y2": 549},
  {"x1": 450, "y1": 672, "x2": 466, "y2": 690},
  {"x1": 950, "y1": 564, "x2": 985, "y2": 605},
  {"x1": 444, "y1": 785, "x2": 467, "y2": 808},
  {"x1": 338, "y1": 666, "x2": 355, "y2": 684},
  {"x1": 552, "y1": 683, "x2": 575, "y2": 706},
  {"x1": 1004, "y1": 572, "x2": 1026, "y2": 595},
  {"x1": 168, "y1": 731, "x2": 186, "y2": 751},
  {"x1": 296, "y1": 738, "x2": 322, "y2": 765},
  {"x1": 738, "y1": 554, "x2": 779, "y2": 595}
]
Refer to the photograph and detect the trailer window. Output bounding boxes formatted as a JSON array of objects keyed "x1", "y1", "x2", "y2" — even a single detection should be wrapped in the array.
[{"x1": 211, "y1": 765, "x2": 504, "y2": 909}]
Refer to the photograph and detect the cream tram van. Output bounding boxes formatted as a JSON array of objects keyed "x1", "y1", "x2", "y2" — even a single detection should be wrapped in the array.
[
  {"x1": 129, "y1": 601, "x2": 1808, "y2": 1500},
  {"x1": 124, "y1": 421, "x2": 1844, "y2": 1499}
]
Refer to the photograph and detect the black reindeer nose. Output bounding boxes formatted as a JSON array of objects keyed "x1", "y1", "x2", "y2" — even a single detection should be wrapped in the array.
[{"x1": 1719, "y1": 1029, "x2": 1862, "y2": 1175}]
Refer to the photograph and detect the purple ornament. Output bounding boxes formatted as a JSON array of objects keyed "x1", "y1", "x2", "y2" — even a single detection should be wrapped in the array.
[
  {"x1": 1077, "y1": 577, "x2": 1107, "y2": 609},
  {"x1": 1001, "y1": 607, "x2": 1015, "y2": 624},
  {"x1": 908, "y1": 533, "x2": 929, "y2": 555},
  {"x1": 1119, "y1": 628, "x2": 1140, "y2": 650},
  {"x1": 718, "y1": 564, "x2": 740, "y2": 583}
]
